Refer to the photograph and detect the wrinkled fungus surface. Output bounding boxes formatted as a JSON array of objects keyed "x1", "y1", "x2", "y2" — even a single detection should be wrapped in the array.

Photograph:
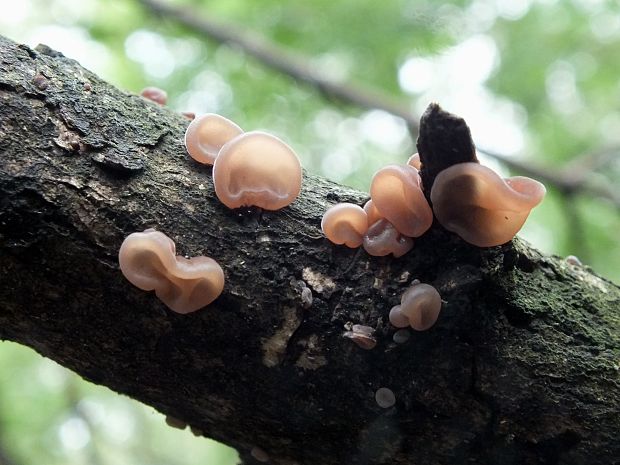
[
  {"x1": 431, "y1": 162, "x2": 546, "y2": 247},
  {"x1": 185, "y1": 113, "x2": 243, "y2": 165},
  {"x1": 363, "y1": 219, "x2": 414, "y2": 257},
  {"x1": 213, "y1": 131, "x2": 302, "y2": 210},
  {"x1": 118, "y1": 229, "x2": 225, "y2": 314}
]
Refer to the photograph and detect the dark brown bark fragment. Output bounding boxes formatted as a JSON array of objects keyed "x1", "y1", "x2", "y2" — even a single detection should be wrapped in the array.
[
  {"x1": 0, "y1": 35, "x2": 619, "y2": 465},
  {"x1": 417, "y1": 102, "x2": 479, "y2": 194}
]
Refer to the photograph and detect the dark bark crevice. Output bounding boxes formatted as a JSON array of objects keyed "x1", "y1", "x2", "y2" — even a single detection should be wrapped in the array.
[{"x1": 1, "y1": 35, "x2": 619, "y2": 465}]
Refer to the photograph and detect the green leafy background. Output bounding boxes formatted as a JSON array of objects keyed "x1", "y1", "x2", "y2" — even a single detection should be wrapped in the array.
[{"x1": 0, "y1": 0, "x2": 618, "y2": 463}]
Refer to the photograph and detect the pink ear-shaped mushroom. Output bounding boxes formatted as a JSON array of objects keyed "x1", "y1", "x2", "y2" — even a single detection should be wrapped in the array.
[
  {"x1": 370, "y1": 165, "x2": 433, "y2": 238},
  {"x1": 185, "y1": 113, "x2": 244, "y2": 165},
  {"x1": 322, "y1": 203, "x2": 368, "y2": 248},
  {"x1": 399, "y1": 283, "x2": 442, "y2": 331},
  {"x1": 212, "y1": 131, "x2": 302, "y2": 210},
  {"x1": 430, "y1": 163, "x2": 546, "y2": 247},
  {"x1": 119, "y1": 229, "x2": 225, "y2": 314},
  {"x1": 363, "y1": 219, "x2": 414, "y2": 257}
]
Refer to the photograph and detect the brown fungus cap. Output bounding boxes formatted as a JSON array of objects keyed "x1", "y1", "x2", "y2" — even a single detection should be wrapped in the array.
[
  {"x1": 185, "y1": 113, "x2": 243, "y2": 165},
  {"x1": 140, "y1": 86, "x2": 167, "y2": 105},
  {"x1": 369, "y1": 164, "x2": 433, "y2": 238},
  {"x1": 430, "y1": 162, "x2": 546, "y2": 247},
  {"x1": 212, "y1": 131, "x2": 302, "y2": 210},
  {"x1": 322, "y1": 203, "x2": 368, "y2": 248},
  {"x1": 400, "y1": 282, "x2": 442, "y2": 331},
  {"x1": 118, "y1": 229, "x2": 225, "y2": 314}
]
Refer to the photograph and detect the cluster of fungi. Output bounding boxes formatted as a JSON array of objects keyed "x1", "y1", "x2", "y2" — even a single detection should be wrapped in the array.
[{"x1": 120, "y1": 94, "x2": 545, "y2": 335}]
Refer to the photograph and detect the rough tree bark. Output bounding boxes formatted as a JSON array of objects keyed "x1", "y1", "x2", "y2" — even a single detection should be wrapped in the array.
[{"x1": 0, "y1": 35, "x2": 618, "y2": 465}]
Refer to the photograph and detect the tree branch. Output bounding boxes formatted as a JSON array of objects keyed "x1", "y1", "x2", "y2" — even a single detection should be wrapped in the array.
[
  {"x1": 0, "y1": 35, "x2": 619, "y2": 465},
  {"x1": 138, "y1": 0, "x2": 620, "y2": 211}
]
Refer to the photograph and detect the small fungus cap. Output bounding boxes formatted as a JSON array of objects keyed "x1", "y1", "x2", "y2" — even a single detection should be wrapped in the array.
[
  {"x1": 430, "y1": 163, "x2": 546, "y2": 247},
  {"x1": 213, "y1": 131, "x2": 302, "y2": 210},
  {"x1": 370, "y1": 164, "x2": 433, "y2": 238},
  {"x1": 185, "y1": 113, "x2": 243, "y2": 165},
  {"x1": 321, "y1": 203, "x2": 368, "y2": 248},
  {"x1": 400, "y1": 283, "x2": 442, "y2": 331},
  {"x1": 407, "y1": 153, "x2": 421, "y2": 170},
  {"x1": 363, "y1": 219, "x2": 413, "y2": 257},
  {"x1": 140, "y1": 86, "x2": 167, "y2": 105},
  {"x1": 118, "y1": 229, "x2": 225, "y2": 314}
]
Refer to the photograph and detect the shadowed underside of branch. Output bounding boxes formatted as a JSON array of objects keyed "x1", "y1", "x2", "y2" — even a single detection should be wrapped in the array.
[{"x1": 0, "y1": 35, "x2": 618, "y2": 465}]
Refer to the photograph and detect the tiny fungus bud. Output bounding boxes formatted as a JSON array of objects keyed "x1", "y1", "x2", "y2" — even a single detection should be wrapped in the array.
[
  {"x1": 430, "y1": 163, "x2": 546, "y2": 247},
  {"x1": 182, "y1": 111, "x2": 196, "y2": 120},
  {"x1": 343, "y1": 324, "x2": 377, "y2": 350},
  {"x1": 185, "y1": 113, "x2": 243, "y2": 165},
  {"x1": 33, "y1": 73, "x2": 49, "y2": 90},
  {"x1": 399, "y1": 282, "x2": 442, "y2": 331},
  {"x1": 388, "y1": 305, "x2": 410, "y2": 328},
  {"x1": 118, "y1": 229, "x2": 225, "y2": 314},
  {"x1": 165, "y1": 415, "x2": 187, "y2": 429},
  {"x1": 392, "y1": 329, "x2": 410, "y2": 344},
  {"x1": 363, "y1": 219, "x2": 414, "y2": 257},
  {"x1": 565, "y1": 255, "x2": 582, "y2": 266},
  {"x1": 375, "y1": 387, "x2": 396, "y2": 408},
  {"x1": 140, "y1": 86, "x2": 167, "y2": 105},
  {"x1": 407, "y1": 153, "x2": 421, "y2": 170},
  {"x1": 213, "y1": 131, "x2": 302, "y2": 210},
  {"x1": 251, "y1": 446, "x2": 270, "y2": 463},
  {"x1": 321, "y1": 203, "x2": 368, "y2": 248},
  {"x1": 370, "y1": 164, "x2": 433, "y2": 238}
]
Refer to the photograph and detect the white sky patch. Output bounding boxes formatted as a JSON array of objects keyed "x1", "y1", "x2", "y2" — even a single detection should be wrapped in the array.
[
  {"x1": 36, "y1": 358, "x2": 69, "y2": 391},
  {"x1": 313, "y1": 52, "x2": 352, "y2": 83},
  {"x1": 58, "y1": 417, "x2": 91, "y2": 451},
  {"x1": 100, "y1": 403, "x2": 136, "y2": 444},
  {"x1": 125, "y1": 29, "x2": 176, "y2": 79},
  {"x1": 589, "y1": 12, "x2": 620, "y2": 43},
  {"x1": 26, "y1": 25, "x2": 112, "y2": 76},
  {"x1": 360, "y1": 110, "x2": 409, "y2": 151},
  {"x1": 176, "y1": 69, "x2": 233, "y2": 114},
  {"x1": 465, "y1": 0, "x2": 498, "y2": 32},
  {"x1": 496, "y1": 0, "x2": 533, "y2": 21},
  {"x1": 545, "y1": 60, "x2": 583, "y2": 115},
  {"x1": 0, "y1": 0, "x2": 31, "y2": 25},
  {"x1": 398, "y1": 57, "x2": 434, "y2": 94},
  {"x1": 401, "y1": 34, "x2": 526, "y2": 156},
  {"x1": 321, "y1": 149, "x2": 356, "y2": 181}
]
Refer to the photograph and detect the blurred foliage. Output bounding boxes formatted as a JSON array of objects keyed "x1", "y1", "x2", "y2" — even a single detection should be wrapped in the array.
[{"x1": 0, "y1": 0, "x2": 619, "y2": 463}]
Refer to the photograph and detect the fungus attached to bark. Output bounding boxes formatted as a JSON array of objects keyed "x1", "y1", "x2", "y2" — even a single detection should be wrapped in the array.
[
  {"x1": 407, "y1": 153, "x2": 421, "y2": 170},
  {"x1": 363, "y1": 199, "x2": 383, "y2": 226},
  {"x1": 430, "y1": 163, "x2": 546, "y2": 247},
  {"x1": 342, "y1": 324, "x2": 377, "y2": 350},
  {"x1": 140, "y1": 86, "x2": 167, "y2": 105},
  {"x1": 375, "y1": 388, "x2": 396, "y2": 408},
  {"x1": 399, "y1": 282, "x2": 442, "y2": 331},
  {"x1": 369, "y1": 164, "x2": 433, "y2": 238},
  {"x1": 322, "y1": 203, "x2": 368, "y2": 248},
  {"x1": 388, "y1": 305, "x2": 410, "y2": 328},
  {"x1": 362, "y1": 219, "x2": 414, "y2": 257},
  {"x1": 212, "y1": 131, "x2": 302, "y2": 210},
  {"x1": 118, "y1": 229, "x2": 225, "y2": 314},
  {"x1": 184, "y1": 113, "x2": 244, "y2": 165}
]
